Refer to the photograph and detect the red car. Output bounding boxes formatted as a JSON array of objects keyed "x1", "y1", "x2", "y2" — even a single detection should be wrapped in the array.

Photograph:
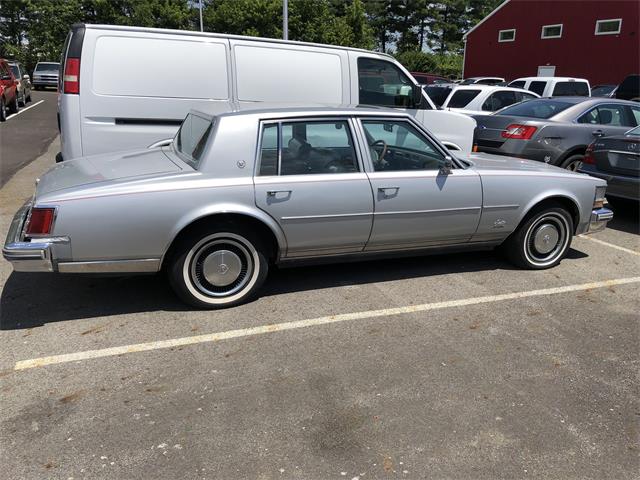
[{"x1": 0, "y1": 58, "x2": 19, "y2": 121}]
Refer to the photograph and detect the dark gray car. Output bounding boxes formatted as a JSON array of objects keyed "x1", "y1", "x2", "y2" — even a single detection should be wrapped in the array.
[{"x1": 473, "y1": 97, "x2": 640, "y2": 171}]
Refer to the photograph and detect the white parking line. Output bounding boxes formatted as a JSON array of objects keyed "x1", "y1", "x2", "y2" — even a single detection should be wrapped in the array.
[
  {"x1": 5, "y1": 100, "x2": 44, "y2": 121},
  {"x1": 579, "y1": 235, "x2": 640, "y2": 256},
  {"x1": 14, "y1": 276, "x2": 640, "y2": 371}
]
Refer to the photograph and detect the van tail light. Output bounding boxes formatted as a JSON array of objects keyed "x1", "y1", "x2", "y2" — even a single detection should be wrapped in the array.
[
  {"x1": 63, "y1": 58, "x2": 80, "y2": 94},
  {"x1": 583, "y1": 143, "x2": 595, "y2": 165},
  {"x1": 501, "y1": 124, "x2": 537, "y2": 140},
  {"x1": 25, "y1": 208, "x2": 56, "y2": 236}
]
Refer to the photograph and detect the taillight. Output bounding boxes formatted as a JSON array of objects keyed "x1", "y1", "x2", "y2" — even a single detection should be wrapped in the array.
[
  {"x1": 583, "y1": 143, "x2": 595, "y2": 165},
  {"x1": 501, "y1": 124, "x2": 537, "y2": 140},
  {"x1": 63, "y1": 58, "x2": 80, "y2": 94},
  {"x1": 25, "y1": 208, "x2": 56, "y2": 236}
]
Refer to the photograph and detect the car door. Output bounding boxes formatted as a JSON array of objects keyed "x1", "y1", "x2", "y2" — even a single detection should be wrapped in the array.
[
  {"x1": 357, "y1": 117, "x2": 482, "y2": 250},
  {"x1": 0, "y1": 63, "x2": 16, "y2": 101},
  {"x1": 254, "y1": 117, "x2": 374, "y2": 258},
  {"x1": 577, "y1": 103, "x2": 636, "y2": 138}
]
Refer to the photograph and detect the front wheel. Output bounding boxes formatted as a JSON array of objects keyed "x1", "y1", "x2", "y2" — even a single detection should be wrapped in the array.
[
  {"x1": 167, "y1": 227, "x2": 268, "y2": 309},
  {"x1": 502, "y1": 205, "x2": 573, "y2": 269}
]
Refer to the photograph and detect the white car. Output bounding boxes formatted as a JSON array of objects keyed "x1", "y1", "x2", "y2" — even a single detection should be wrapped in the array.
[
  {"x1": 507, "y1": 77, "x2": 591, "y2": 97},
  {"x1": 460, "y1": 76, "x2": 505, "y2": 85},
  {"x1": 440, "y1": 85, "x2": 539, "y2": 115}
]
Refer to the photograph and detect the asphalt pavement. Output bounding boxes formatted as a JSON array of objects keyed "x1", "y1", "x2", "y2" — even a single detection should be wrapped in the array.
[
  {"x1": 0, "y1": 108, "x2": 638, "y2": 479},
  {"x1": 0, "y1": 90, "x2": 59, "y2": 187}
]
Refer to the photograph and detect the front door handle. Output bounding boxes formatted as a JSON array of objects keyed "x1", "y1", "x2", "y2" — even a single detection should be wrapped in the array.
[
  {"x1": 378, "y1": 186, "x2": 399, "y2": 197},
  {"x1": 592, "y1": 129, "x2": 605, "y2": 137},
  {"x1": 267, "y1": 190, "x2": 292, "y2": 197}
]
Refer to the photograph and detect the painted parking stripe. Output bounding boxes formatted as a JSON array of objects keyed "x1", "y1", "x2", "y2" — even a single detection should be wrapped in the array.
[
  {"x1": 13, "y1": 276, "x2": 640, "y2": 371},
  {"x1": 5, "y1": 100, "x2": 44, "y2": 121},
  {"x1": 579, "y1": 235, "x2": 640, "y2": 256}
]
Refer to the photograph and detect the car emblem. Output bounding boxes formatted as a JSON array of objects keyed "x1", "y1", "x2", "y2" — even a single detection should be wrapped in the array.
[
  {"x1": 218, "y1": 263, "x2": 229, "y2": 275},
  {"x1": 237, "y1": 160, "x2": 246, "y2": 168},
  {"x1": 493, "y1": 218, "x2": 507, "y2": 228}
]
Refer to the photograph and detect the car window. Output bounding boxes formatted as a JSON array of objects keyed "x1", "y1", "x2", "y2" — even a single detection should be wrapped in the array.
[
  {"x1": 552, "y1": 81, "x2": 590, "y2": 96},
  {"x1": 358, "y1": 58, "x2": 419, "y2": 109},
  {"x1": 481, "y1": 90, "x2": 518, "y2": 111},
  {"x1": 259, "y1": 120, "x2": 359, "y2": 176},
  {"x1": 361, "y1": 120, "x2": 445, "y2": 172},
  {"x1": 35, "y1": 63, "x2": 59, "y2": 73},
  {"x1": 629, "y1": 107, "x2": 640, "y2": 126},
  {"x1": 477, "y1": 78, "x2": 500, "y2": 85},
  {"x1": 626, "y1": 126, "x2": 640, "y2": 136},
  {"x1": 577, "y1": 108, "x2": 599, "y2": 124},
  {"x1": 174, "y1": 113, "x2": 213, "y2": 169},
  {"x1": 424, "y1": 85, "x2": 452, "y2": 107},
  {"x1": 9, "y1": 65, "x2": 20, "y2": 78},
  {"x1": 498, "y1": 99, "x2": 573, "y2": 119},
  {"x1": 529, "y1": 81, "x2": 547, "y2": 96},
  {"x1": 0, "y1": 63, "x2": 11, "y2": 80},
  {"x1": 447, "y1": 89, "x2": 481, "y2": 108},
  {"x1": 597, "y1": 105, "x2": 631, "y2": 126},
  {"x1": 509, "y1": 81, "x2": 526, "y2": 88}
]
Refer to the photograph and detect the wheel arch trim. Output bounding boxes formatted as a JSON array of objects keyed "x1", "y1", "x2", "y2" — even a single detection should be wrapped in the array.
[{"x1": 518, "y1": 191, "x2": 582, "y2": 234}]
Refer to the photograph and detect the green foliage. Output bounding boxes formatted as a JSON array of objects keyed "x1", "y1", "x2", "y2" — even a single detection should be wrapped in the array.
[{"x1": 394, "y1": 50, "x2": 462, "y2": 78}]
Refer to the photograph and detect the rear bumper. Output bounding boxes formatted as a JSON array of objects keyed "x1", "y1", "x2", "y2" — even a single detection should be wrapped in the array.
[
  {"x1": 578, "y1": 165, "x2": 640, "y2": 201},
  {"x1": 587, "y1": 207, "x2": 614, "y2": 233},
  {"x1": 2, "y1": 202, "x2": 68, "y2": 272}
]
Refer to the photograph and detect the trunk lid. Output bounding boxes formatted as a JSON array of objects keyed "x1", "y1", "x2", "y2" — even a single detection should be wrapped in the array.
[
  {"x1": 473, "y1": 114, "x2": 541, "y2": 151},
  {"x1": 36, "y1": 148, "x2": 184, "y2": 197},
  {"x1": 593, "y1": 136, "x2": 640, "y2": 177}
]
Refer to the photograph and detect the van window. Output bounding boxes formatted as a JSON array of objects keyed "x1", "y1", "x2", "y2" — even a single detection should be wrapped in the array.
[
  {"x1": 552, "y1": 81, "x2": 589, "y2": 97},
  {"x1": 174, "y1": 113, "x2": 213, "y2": 169},
  {"x1": 529, "y1": 81, "x2": 547, "y2": 96},
  {"x1": 358, "y1": 57, "x2": 416, "y2": 109},
  {"x1": 447, "y1": 89, "x2": 481, "y2": 108},
  {"x1": 93, "y1": 36, "x2": 228, "y2": 99},
  {"x1": 235, "y1": 45, "x2": 342, "y2": 103}
]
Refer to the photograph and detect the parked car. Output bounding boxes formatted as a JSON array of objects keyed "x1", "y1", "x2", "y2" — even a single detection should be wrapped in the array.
[
  {"x1": 411, "y1": 72, "x2": 450, "y2": 85},
  {"x1": 615, "y1": 74, "x2": 640, "y2": 102},
  {"x1": 439, "y1": 85, "x2": 539, "y2": 115},
  {"x1": 473, "y1": 97, "x2": 640, "y2": 170},
  {"x1": 57, "y1": 24, "x2": 475, "y2": 162},
  {"x1": 460, "y1": 77, "x2": 505, "y2": 86},
  {"x1": 579, "y1": 126, "x2": 639, "y2": 202},
  {"x1": 3, "y1": 106, "x2": 612, "y2": 308},
  {"x1": 31, "y1": 61, "x2": 60, "y2": 90},
  {"x1": 508, "y1": 77, "x2": 591, "y2": 97},
  {"x1": 591, "y1": 84, "x2": 617, "y2": 98},
  {"x1": 423, "y1": 83, "x2": 457, "y2": 108},
  {"x1": 8, "y1": 61, "x2": 31, "y2": 106},
  {"x1": 0, "y1": 58, "x2": 19, "y2": 121}
]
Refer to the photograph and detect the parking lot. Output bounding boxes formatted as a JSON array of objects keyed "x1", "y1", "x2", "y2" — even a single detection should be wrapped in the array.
[{"x1": 0, "y1": 102, "x2": 639, "y2": 479}]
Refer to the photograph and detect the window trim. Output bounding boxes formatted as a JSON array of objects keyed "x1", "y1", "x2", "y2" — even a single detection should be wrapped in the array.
[
  {"x1": 498, "y1": 29, "x2": 516, "y2": 43},
  {"x1": 255, "y1": 116, "x2": 363, "y2": 177},
  {"x1": 541, "y1": 24, "x2": 563, "y2": 39},
  {"x1": 595, "y1": 18, "x2": 622, "y2": 36}
]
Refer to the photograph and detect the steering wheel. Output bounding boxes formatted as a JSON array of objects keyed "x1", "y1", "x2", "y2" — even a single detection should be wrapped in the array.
[{"x1": 370, "y1": 139, "x2": 388, "y2": 163}]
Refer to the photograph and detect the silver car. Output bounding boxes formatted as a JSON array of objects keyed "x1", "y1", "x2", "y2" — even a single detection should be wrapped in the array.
[{"x1": 3, "y1": 107, "x2": 613, "y2": 308}]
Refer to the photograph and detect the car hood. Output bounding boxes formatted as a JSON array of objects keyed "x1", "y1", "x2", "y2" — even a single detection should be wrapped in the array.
[
  {"x1": 462, "y1": 152, "x2": 567, "y2": 173},
  {"x1": 36, "y1": 148, "x2": 184, "y2": 197}
]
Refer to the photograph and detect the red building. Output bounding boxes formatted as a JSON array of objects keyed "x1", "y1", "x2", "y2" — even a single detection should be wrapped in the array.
[{"x1": 463, "y1": 0, "x2": 640, "y2": 85}]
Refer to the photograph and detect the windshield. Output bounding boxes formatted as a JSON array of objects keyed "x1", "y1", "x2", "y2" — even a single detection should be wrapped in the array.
[
  {"x1": 9, "y1": 65, "x2": 19, "y2": 77},
  {"x1": 35, "y1": 63, "x2": 59, "y2": 73},
  {"x1": 591, "y1": 85, "x2": 615, "y2": 96},
  {"x1": 174, "y1": 113, "x2": 213, "y2": 169},
  {"x1": 496, "y1": 99, "x2": 574, "y2": 119}
]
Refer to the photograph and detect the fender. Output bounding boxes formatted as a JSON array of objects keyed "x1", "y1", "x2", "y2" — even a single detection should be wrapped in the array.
[{"x1": 518, "y1": 189, "x2": 583, "y2": 230}]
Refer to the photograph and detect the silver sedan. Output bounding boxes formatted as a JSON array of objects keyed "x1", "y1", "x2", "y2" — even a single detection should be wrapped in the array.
[{"x1": 3, "y1": 107, "x2": 613, "y2": 308}]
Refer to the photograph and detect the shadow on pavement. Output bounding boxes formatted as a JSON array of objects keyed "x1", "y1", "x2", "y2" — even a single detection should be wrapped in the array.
[
  {"x1": 606, "y1": 199, "x2": 639, "y2": 235},
  {"x1": 0, "y1": 248, "x2": 588, "y2": 330}
]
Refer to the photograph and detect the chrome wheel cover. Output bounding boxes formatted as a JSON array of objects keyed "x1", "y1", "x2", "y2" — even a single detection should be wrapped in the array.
[
  {"x1": 524, "y1": 213, "x2": 570, "y2": 267},
  {"x1": 565, "y1": 159, "x2": 582, "y2": 171},
  {"x1": 183, "y1": 233, "x2": 260, "y2": 304}
]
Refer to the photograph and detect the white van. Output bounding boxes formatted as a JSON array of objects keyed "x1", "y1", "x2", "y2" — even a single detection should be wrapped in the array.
[
  {"x1": 507, "y1": 77, "x2": 591, "y2": 98},
  {"x1": 57, "y1": 24, "x2": 475, "y2": 161}
]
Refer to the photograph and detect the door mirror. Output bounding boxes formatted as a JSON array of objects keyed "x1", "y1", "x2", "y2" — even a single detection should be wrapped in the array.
[
  {"x1": 412, "y1": 84, "x2": 423, "y2": 109},
  {"x1": 439, "y1": 156, "x2": 453, "y2": 175}
]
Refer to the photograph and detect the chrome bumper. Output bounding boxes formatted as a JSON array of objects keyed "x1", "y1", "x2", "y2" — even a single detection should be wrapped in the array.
[
  {"x1": 2, "y1": 202, "x2": 68, "y2": 272},
  {"x1": 587, "y1": 207, "x2": 614, "y2": 233}
]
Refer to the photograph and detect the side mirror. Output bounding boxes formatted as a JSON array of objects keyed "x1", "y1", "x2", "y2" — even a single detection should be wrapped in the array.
[
  {"x1": 439, "y1": 156, "x2": 453, "y2": 175},
  {"x1": 412, "y1": 84, "x2": 423, "y2": 109}
]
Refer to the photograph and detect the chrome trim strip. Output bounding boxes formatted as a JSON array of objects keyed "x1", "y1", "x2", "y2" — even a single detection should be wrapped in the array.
[
  {"x1": 605, "y1": 150, "x2": 640, "y2": 157},
  {"x1": 57, "y1": 259, "x2": 161, "y2": 274},
  {"x1": 373, "y1": 206, "x2": 481, "y2": 216},
  {"x1": 281, "y1": 212, "x2": 372, "y2": 221},
  {"x1": 483, "y1": 204, "x2": 519, "y2": 210}
]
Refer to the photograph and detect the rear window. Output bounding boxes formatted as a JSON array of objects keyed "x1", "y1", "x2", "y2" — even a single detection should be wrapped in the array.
[
  {"x1": 174, "y1": 113, "x2": 213, "y2": 169},
  {"x1": 552, "y1": 81, "x2": 589, "y2": 97},
  {"x1": 529, "y1": 81, "x2": 547, "y2": 96},
  {"x1": 497, "y1": 99, "x2": 573, "y2": 119},
  {"x1": 35, "y1": 63, "x2": 59, "y2": 72},
  {"x1": 424, "y1": 85, "x2": 453, "y2": 107},
  {"x1": 447, "y1": 89, "x2": 481, "y2": 108}
]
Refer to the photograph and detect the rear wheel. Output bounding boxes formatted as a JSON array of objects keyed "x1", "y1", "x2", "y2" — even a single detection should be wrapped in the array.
[
  {"x1": 167, "y1": 226, "x2": 269, "y2": 309},
  {"x1": 8, "y1": 93, "x2": 18, "y2": 114},
  {"x1": 0, "y1": 97, "x2": 6, "y2": 122},
  {"x1": 18, "y1": 90, "x2": 25, "y2": 107},
  {"x1": 503, "y1": 204, "x2": 573, "y2": 269},
  {"x1": 560, "y1": 154, "x2": 584, "y2": 172}
]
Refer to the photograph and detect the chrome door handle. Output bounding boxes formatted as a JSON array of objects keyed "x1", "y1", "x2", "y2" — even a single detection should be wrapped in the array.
[
  {"x1": 267, "y1": 190, "x2": 292, "y2": 197},
  {"x1": 378, "y1": 186, "x2": 399, "y2": 196}
]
